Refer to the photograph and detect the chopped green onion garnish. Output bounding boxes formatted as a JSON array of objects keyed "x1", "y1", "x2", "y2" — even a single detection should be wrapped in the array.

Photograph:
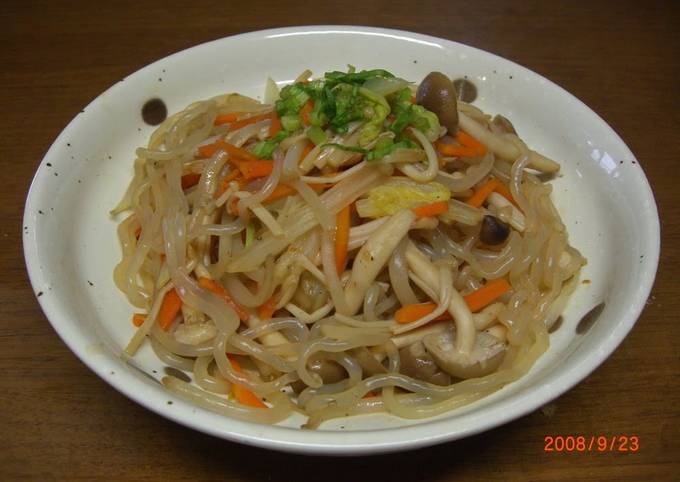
[
  {"x1": 250, "y1": 131, "x2": 288, "y2": 159},
  {"x1": 307, "y1": 125, "x2": 328, "y2": 146},
  {"x1": 281, "y1": 115, "x2": 302, "y2": 132}
]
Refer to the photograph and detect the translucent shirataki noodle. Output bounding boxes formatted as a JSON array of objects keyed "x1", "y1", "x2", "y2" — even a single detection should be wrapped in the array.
[{"x1": 112, "y1": 68, "x2": 585, "y2": 428}]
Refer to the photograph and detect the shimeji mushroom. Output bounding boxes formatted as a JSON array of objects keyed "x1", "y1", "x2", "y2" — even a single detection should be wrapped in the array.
[
  {"x1": 422, "y1": 324, "x2": 506, "y2": 379},
  {"x1": 399, "y1": 341, "x2": 452, "y2": 386},
  {"x1": 457, "y1": 111, "x2": 560, "y2": 173},
  {"x1": 487, "y1": 192, "x2": 526, "y2": 232},
  {"x1": 479, "y1": 215, "x2": 511, "y2": 245},
  {"x1": 403, "y1": 242, "x2": 508, "y2": 379},
  {"x1": 416, "y1": 72, "x2": 459, "y2": 133}
]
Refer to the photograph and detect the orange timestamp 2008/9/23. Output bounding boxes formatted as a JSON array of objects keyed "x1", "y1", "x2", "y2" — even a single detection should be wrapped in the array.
[{"x1": 544, "y1": 435, "x2": 639, "y2": 453}]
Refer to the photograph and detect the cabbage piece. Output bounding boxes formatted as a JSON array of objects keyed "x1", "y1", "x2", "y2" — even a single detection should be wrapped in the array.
[
  {"x1": 355, "y1": 177, "x2": 451, "y2": 218},
  {"x1": 357, "y1": 87, "x2": 390, "y2": 146},
  {"x1": 410, "y1": 105, "x2": 441, "y2": 142},
  {"x1": 388, "y1": 88, "x2": 441, "y2": 141}
]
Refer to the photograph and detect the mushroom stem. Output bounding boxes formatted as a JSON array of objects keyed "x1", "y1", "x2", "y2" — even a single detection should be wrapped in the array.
[
  {"x1": 404, "y1": 242, "x2": 476, "y2": 354},
  {"x1": 485, "y1": 324, "x2": 508, "y2": 342},
  {"x1": 487, "y1": 192, "x2": 526, "y2": 232},
  {"x1": 458, "y1": 112, "x2": 560, "y2": 173},
  {"x1": 473, "y1": 302, "x2": 505, "y2": 330},
  {"x1": 348, "y1": 217, "x2": 438, "y2": 251},
  {"x1": 343, "y1": 210, "x2": 416, "y2": 315}
]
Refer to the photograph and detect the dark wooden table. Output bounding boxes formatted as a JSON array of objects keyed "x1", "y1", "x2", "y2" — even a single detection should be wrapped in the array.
[{"x1": 2, "y1": 1, "x2": 678, "y2": 480}]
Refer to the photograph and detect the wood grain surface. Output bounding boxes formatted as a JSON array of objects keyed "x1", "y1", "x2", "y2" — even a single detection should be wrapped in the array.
[{"x1": 2, "y1": 1, "x2": 678, "y2": 480}]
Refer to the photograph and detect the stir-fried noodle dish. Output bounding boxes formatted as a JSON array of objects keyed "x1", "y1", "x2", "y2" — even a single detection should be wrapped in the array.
[{"x1": 113, "y1": 68, "x2": 585, "y2": 427}]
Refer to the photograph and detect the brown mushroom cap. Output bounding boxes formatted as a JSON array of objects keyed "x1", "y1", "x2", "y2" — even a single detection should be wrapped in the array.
[
  {"x1": 416, "y1": 72, "x2": 459, "y2": 133},
  {"x1": 480, "y1": 215, "x2": 511, "y2": 246},
  {"x1": 491, "y1": 114, "x2": 517, "y2": 135},
  {"x1": 423, "y1": 326, "x2": 506, "y2": 379}
]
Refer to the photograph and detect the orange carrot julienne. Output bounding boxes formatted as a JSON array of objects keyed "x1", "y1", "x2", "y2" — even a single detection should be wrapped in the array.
[
  {"x1": 269, "y1": 113, "x2": 282, "y2": 137},
  {"x1": 213, "y1": 112, "x2": 242, "y2": 126},
  {"x1": 197, "y1": 140, "x2": 259, "y2": 162},
  {"x1": 395, "y1": 303, "x2": 438, "y2": 324},
  {"x1": 335, "y1": 205, "x2": 351, "y2": 274},
  {"x1": 261, "y1": 182, "x2": 327, "y2": 205},
  {"x1": 395, "y1": 279, "x2": 512, "y2": 323},
  {"x1": 262, "y1": 184, "x2": 296, "y2": 204},
  {"x1": 300, "y1": 100, "x2": 314, "y2": 126},
  {"x1": 132, "y1": 313, "x2": 147, "y2": 327},
  {"x1": 214, "y1": 169, "x2": 242, "y2": 198},
  {"x1": 466, "y1": 178, "x2": 500, "y2": 208},
  {"x1": 158, "y1": 289, "x2": 182, "y2": 330},
  {"x1": 227, "y1": 112, "x2": 274, "y2": 131},
  {"x1": 435, "y1": 141, "x2": 480, "y2": 158},
  {"x1": 412, "y1": 201, "x2": 449, "y2": 219},
  {"x1": 464, "y1": 278, "x2": 512, "y2": 312},
  {"x1": 180, "y1": 173, "x2": 201, "y2": 190},
  {"x1": 456, "y1": 130, "x2": 487, "y2": 156},
  {"x1": 257, "y1": 294, "x2": 278, "y2": 320},
  {"x1": 236, "y1": 159, "x2": 274, "y2": 180},
  {"x1": 134, "y1": 226, "x2": 142, "y2": 240},
  {"x1": 198, "y1": 277, "x2": 250, "y2": 322},
  {"x1": 228, "y1": 356, "x2": 268, "y2": 409}
]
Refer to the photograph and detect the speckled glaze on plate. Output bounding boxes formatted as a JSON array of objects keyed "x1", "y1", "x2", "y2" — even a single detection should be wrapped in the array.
[{"x1": 23, "y1": 26, "x2": 659, "y2": 455}]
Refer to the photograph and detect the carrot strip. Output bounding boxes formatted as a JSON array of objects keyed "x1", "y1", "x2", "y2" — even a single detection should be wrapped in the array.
[
  {"x1": 198, "y1": 277, "x2": 250, "y2": 322},
  {"x1": 228, "y1": 112, "x2": 273, "y2": 132},
  {"x1": 158, "y1": 289, "x2": 182, "y2": 330},
  {"x1": 236, "y1": 160, "x2": 274, "y2": 180},
  {"x1": 213, "y1": 112, "x2": 242, "y2": 126},
  {"x1": 334, "y1": 205, "x2": 351, "y2": 274},
  {"x1": 456, "y1": 130, "x2": 487, "y2": 156},
  {"x1": 466, "y1": 179, "x2": 500, "y2": 208},
  {"x1": 260, "y1": 182, "x2": 327, "y2": 205},
  {"x1": 180, "y1": 173, "x2": 201, "y2": 190},
  {"x1": 257, "y1": 294, "x2": 278, "y2": 320},
  {"x1": 214, "y1": 169, "x2": 242, "y2": 198},
  {"x1": 197, "y1": 140, "x2": 259, "y2": 162},
  {"x1": 463, "y1": 278, "x2": 512, "y2": 312},
  {"x1": 493, "y1": 182, "x2": 516, "y2": 205},
  {"x1": 269, "y1": 113, "x2": 282, "y2": 137},
  {"x1": 395, "y1": 303, "x2": 438, "y2": 324},
  {"x1": 412, "y1": 201, "x2": 449, "y2": 219},
  {"x1": 395, "y1": 278, "x2": 512, "y2": 322},
  {"x1": 228, "y1": 356, "x2": 267, "y2": 408},
  {"x1": 300, "y1": 100, "x2": 314, "y2": 126},
  {"x1": 435, "y1": 142, "x2": 480, "y2": 158},
  {"x1": 132, "y1": 313, "x2": 147, "y2": 327},
  {"x1": 262, "y1": 184, "x2": 296, "y2": 204}
]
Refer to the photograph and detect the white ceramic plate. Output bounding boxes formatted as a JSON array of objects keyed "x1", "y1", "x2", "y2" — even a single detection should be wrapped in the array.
[{"x1": 23, "y1": 26, "x2": 659, "y2": 455}]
